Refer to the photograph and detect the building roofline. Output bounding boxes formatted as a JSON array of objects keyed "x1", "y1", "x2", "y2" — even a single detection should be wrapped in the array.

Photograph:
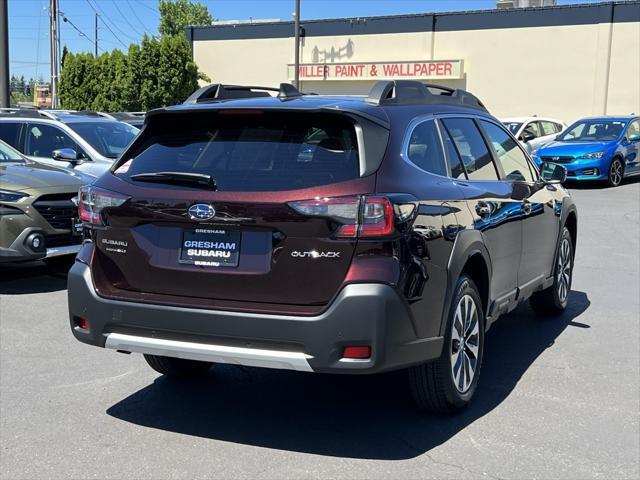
[{"x1": 187, "y1": 1, "x2": 639, "y2": 42}]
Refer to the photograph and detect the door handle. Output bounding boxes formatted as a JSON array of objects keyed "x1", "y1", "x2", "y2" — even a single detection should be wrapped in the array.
[
  {"x1": 522, "y1": 201, "x2": 532, "y2": 215},
  {"x1": 475, "y1": 203, "x2": 491, "y2": 218}
]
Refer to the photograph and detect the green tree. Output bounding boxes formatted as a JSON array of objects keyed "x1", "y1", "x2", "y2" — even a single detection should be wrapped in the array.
[{"x1": 158, "y1": 0, "x2": 212, "y2": 37}]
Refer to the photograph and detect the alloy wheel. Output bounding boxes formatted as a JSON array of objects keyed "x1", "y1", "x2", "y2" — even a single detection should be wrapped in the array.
[
  {"x1": 450, "y1": 294, "x2": 480, "y2": 393},
  {"x1": 556, "y1": 237, "x2": 572, "y2": 303},
  {"x1": 610, "y1": 159, "x2": 623, "y2": 186}
]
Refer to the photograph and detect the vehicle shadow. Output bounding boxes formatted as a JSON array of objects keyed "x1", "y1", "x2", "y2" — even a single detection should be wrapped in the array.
[
  {"x1": 107, "y1": 291, "x2": 590, "y2": 460},
  {"x1": 0, "y1": 261, "x2": 70, "y2": 295},
  {"x1": 566, "y1": 175, "x2": 639, "y2": 190}
]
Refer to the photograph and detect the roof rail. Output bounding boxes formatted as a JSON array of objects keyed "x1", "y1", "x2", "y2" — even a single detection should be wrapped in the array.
[
  {"x1": 0, "y1": 108, "x2": 48, "y2": 119},
  {"x1": 184, "y1": 84, "x2": 277, "y2": 104},
  {"x1": 365, "y1": 80, "x2": 487, "y2": 111},
  {"x1": 184, "y1": 83, "x2": 303, "y2": 104}
]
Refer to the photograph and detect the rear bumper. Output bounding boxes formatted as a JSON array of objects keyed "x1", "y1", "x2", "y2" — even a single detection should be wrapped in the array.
[{"x1": 68, "y1": 260, "x2": 444, "y2": 374}]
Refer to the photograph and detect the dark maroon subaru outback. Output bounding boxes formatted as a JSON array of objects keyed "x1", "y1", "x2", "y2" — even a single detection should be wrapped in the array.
[{"x1": 68, "y1": 81, "x2": 577, "y2": 412}]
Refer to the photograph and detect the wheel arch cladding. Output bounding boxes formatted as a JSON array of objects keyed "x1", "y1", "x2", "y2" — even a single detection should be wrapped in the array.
[
  {"x1": 564, "y1": 210, "x2": 577, "y2": 253},
  {"x1": 441, "y1": 230, "x2": 492, "y2": 336}
]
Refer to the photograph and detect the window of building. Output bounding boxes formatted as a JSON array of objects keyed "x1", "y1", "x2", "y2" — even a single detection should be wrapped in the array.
[
  {"x1": 405, "y1": 120, "x2": 448, "y2": 176},
  {"x1": 479, "y1": 120, "x2": 535, "y2": 182},
  {"x1": 441, "y1": 118, "x2": 499, "y2": 181}
]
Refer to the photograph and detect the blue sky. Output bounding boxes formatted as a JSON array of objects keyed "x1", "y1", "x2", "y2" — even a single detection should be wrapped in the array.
[{"x1": 8, "y1": 0, "x2": 608, "y2": 80}]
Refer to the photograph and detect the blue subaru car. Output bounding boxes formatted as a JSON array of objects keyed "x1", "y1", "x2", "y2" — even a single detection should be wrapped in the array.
[{"x1": 532, "y1": 116, "x2": 640, "y2": 187}]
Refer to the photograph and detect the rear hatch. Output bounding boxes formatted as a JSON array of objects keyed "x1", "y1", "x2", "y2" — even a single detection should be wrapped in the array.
[{"x1": 86, "y1": 109, "x2": 388, "y2": 308}]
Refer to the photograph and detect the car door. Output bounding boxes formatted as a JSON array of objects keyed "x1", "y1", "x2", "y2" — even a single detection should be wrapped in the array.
[
  {"x1": 24, "y1": 122, "x2": 87, "y2": 169},
  {"x1": 477, "y1": 118, "x2": 559, "y2": 293},
  {"x1": 536, "y1": 121, "x2": 562, "y2": 150},
  {"x1": 621, "y1": 119, "x2": 640, "y2": 174},
  {"x1": 440, "y1": 117, "x2": 523, "y2": 302}
]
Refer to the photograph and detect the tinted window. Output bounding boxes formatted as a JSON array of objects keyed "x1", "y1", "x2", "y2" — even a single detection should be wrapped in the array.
[
  {"x1": 559, "y1": 120, "x2": 626, "y2": 141},
  {"x1": 439, "y1": 123, "x2": 466, "y2": 179},
  {"x1": 503, "y1": 122, "x2": 522, "y2": 135},
  {"x1": 406, "y1": 120, "x2": 447, "y2": 176},
  {"x1": 0, "y1": 122, "x2": 21, "y2": 149},
  {"x1": 25, "y1": 123, "x2": 83, "y2": 158},
  {"x1": 441, "y1": 118, "x2": 499, "y2": 181},
  {"x1": 118, "y1": 112, "x2": 360, "y2": 192},
  {"x1": 480, "y1": 120, "x2": 535, "y2": 182},
  {"x1": 67, "y1": 121, "x2": 138, "y2": 158}
]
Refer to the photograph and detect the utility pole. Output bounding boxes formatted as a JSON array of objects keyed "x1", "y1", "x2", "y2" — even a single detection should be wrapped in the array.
[
  {"x1": 49, "y1": 0, "x2": 59, "y2": 108},
  {"x1": 293, "y1": 0, "x2": 300, "y2": 89},
  {"x1": 0, "y1": 0, "x2": 10, "y2": 107},
  {"x1": 94, "y1": 13, "x2": 98, "y2": 57}
]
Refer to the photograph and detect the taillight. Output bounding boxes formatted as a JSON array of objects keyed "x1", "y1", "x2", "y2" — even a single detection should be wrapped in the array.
[
  {"x1": 288, "y1": 196, "x2": 395, "y2": 238},
  {"x1": 78, "y1": 186, "x2": 128, "y2": 226}
]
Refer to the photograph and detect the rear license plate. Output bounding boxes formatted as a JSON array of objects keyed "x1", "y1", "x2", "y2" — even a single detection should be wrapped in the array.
[{"x1": 179, "y1": 228, "x2": 241, "y2": 268}]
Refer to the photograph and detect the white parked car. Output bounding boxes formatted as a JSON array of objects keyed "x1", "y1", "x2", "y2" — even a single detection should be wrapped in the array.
[{"x1": 501, "y1": 116, "x2": 567, "y2": 153}]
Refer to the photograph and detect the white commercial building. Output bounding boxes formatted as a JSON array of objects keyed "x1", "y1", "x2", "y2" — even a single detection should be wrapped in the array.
[{"x1": 188, "y1": 1, "x2": 640, "y2": 123}]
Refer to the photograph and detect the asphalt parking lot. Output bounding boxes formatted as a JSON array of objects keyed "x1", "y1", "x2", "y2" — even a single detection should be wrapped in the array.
[{"x1": 1, "y1": 180, "x2": 638, "y2": 480}]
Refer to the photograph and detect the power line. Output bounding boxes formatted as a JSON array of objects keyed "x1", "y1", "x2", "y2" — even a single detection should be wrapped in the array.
[
  {"x1": 111, "y1": 0, "x2": 145, "y2": 37},
  {"x1": 125, "y1": 0, "x2": 152, "y2": 34},
  {"x1": 85, "y1": 0, "x2": 128, "y2": 48},
  {"x1": 86, "y1": 0, "x2": 138, "y2": 43},
  {"x1": 61, "y1": 13, "x2": 99, "y2": 50}
]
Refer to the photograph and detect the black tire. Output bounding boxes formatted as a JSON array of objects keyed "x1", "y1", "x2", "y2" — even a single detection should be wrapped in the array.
[
  {"x1": 143, "y1": 354, "x2": 212, "y2": 377},
  {"x1": 408, "y1": 275, "x2": 485, "y2": 413},
  {"x1": 530, "y1": 226, "x2": 573, "y2": 316},
  {"x1": 606, "y1": 157, "x2": 624, "y2": 187}
]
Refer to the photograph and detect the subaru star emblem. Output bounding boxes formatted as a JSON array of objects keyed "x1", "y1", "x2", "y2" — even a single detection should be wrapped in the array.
[
  {"x1": 552, "y1": 156, "x2": 560, "y2": 161},
  {"x1": 188, "y1": 204, "x2": 216, "y2": 221}
]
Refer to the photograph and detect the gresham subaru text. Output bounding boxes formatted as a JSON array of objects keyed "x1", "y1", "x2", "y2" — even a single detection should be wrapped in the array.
[{"x1": 67, "y1": 81, "x2": 577, "y2": 413}]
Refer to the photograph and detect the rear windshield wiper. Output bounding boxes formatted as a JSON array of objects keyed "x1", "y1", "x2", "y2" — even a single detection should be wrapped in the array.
[{"x1": 129, "y1": 171, "x2": 217, "y2": 190}]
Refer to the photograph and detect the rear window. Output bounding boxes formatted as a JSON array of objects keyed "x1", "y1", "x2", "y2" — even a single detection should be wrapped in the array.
[{"x1": 117, "y1": 112, "x2": 360, "y2": 192}]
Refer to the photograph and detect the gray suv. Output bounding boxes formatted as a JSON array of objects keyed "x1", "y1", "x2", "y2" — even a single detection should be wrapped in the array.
[{"x1": 0, "y1": 109, "x2": 139, "y2": 178}]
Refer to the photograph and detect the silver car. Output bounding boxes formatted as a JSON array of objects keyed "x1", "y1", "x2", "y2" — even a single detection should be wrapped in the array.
[{"x1": 0, "y1": 110, "x2": 139, "y2": 178}]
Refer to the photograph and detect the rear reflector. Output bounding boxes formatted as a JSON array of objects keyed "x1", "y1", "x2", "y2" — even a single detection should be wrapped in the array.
[
  {"x1": 288, "y1": 196, "x2": 394, "y2": 238},
  {"x1": 75, "y1": 318, "x2": 90, "y2": 332},
  {"x1": 343, "y1": 346, "x2": 371, "y2": 359}
]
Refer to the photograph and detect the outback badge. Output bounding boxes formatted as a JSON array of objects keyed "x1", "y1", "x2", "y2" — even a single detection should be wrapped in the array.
[{"x1": 188, "y1": 204, "x2": 216, "y2": 221}]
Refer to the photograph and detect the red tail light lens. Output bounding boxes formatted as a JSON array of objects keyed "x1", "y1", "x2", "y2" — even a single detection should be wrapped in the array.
[
  {"x1": 288, "y1": 196, "x2": 394, "y2": 238},
  {"x1": 79, "y1": 186, "x2": 129, "y2": 226}
]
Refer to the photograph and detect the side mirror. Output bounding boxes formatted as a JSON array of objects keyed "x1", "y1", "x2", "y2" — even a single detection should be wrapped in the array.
[
  {"x1": 519, "y1": 131, "x2": 535, "y2": 143},
  {"x1": 52, "y1": 148, "x2": 83, "y2": 164},
  {"x1": 628, "y1": 133, "x2": 640, "y2": 142},
  {"x1": 540, "y1": 161, "x2": 567, "y2": 184}
]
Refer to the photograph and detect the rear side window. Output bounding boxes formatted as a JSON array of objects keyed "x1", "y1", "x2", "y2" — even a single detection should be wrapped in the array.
[
  {"x1": 119, "y1": 112, "x2": 360, "y2": 192},
  {"x1": 479, "y1": 120, "x2": 535, "y2": 182},
  {"x1": 0, "y1": 122, "x2": 21, "y2": 149},
  {"x1": 540, "y1": 121, "x2": 560, "y2": 136},
  {"x1": 406, "y1": 120, "x2": 447, "y2": 176},
  {"x1": 441, "y1": 118, "x2": 499, "y2": 181}
]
